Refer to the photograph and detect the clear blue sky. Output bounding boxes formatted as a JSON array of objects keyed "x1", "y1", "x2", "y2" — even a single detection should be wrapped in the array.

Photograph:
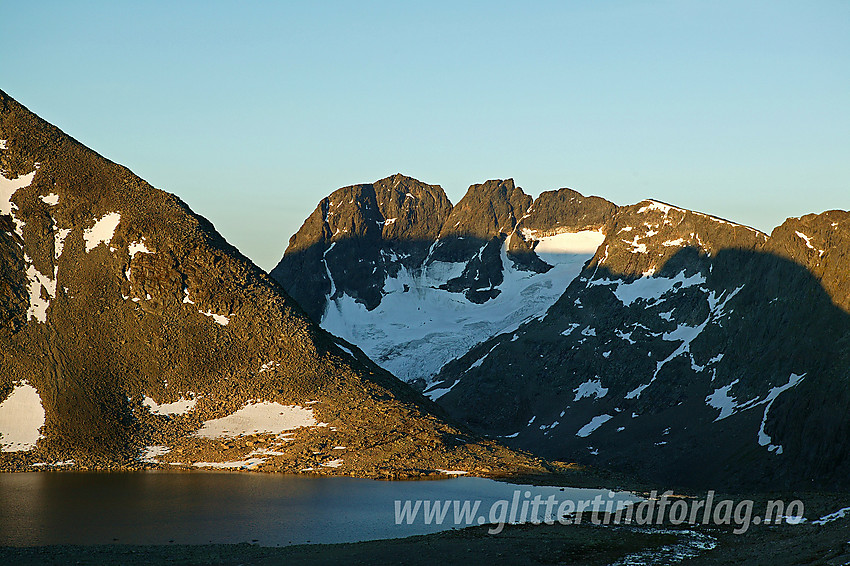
[{"x1": 2, "y1": 1, "x2": 848, "y2": 269}]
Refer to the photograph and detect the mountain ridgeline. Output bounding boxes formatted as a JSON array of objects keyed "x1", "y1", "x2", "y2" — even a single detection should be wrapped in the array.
[
  {"x1": 0, "y1": 90, "x2": 552, "y2": 479},
  {"x1": 273, "y1": 175, "x2": 617, "y2": 384},
  {"x1": 274, "y1": 175, "x2": 850, "y2": 491}
]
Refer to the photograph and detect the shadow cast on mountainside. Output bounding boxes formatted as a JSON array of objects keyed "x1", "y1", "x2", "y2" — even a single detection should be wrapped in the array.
[
  {"x1": 270, "y1": 231, "x2": 570, "y2": 323},
  {"x1": 429, "y1": 244, "x2": 850, "y2": 492}
]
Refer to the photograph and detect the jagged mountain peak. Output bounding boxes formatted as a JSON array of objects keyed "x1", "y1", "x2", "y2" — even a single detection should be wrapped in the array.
[
  {"x1": 766, "y1": 209, "x2": 850, "y2": 311},
  {"x1": 436, "y1": 178, "x2": 530, "y2": 242},
  {"x1": 274, "y1": 177, "x2": 620, "y2": 384},
  {"x1": 272, "y1": 174, "x2": 453, "y2": 320}
]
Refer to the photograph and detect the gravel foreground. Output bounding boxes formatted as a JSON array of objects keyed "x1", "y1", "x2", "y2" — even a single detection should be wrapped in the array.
[
  {"x1": 2, "y1": 504, "x2": 850, "y2": 566},
  {"x1": 0, "y1": 524, "x2": 676, "y2": 566}
]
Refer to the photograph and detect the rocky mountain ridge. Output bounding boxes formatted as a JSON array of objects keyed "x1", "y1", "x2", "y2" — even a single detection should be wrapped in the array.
[
  {"x1": 273, "y1": 176, "x2": 617, "y2": 385},
  {"x1": 276, "y1": 175, "x2": 850, "y2": 490}
]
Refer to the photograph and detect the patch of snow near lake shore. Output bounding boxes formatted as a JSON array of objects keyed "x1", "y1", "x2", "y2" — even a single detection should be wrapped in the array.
[
  {"x1": 143, "y1": 395, "x2": 197, "y2": 416},
  {"x1": 140, "y1": 445, "x2": 171, "y2": 463},
  {"x1": 195, "y1": 402, "x2": 319, "y2": 438},
  {"x1": 193, "y1": 458, "x2": 266, "y2": 470},
  {"x1": 0, "y1": 381, "x2": 46, "y2": 452}
]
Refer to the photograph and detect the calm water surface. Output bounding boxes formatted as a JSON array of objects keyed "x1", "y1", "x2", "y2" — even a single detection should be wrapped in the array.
[{"x1": 0, "y1": 472, "x2": 636, "y2": 546}]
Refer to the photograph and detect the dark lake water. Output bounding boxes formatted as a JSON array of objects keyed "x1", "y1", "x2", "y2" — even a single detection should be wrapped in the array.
[{"x1": 0, "y1": 472, "x2": 637, "y2": 546}]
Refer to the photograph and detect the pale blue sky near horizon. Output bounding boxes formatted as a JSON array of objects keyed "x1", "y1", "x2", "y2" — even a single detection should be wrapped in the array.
[{"x1": 2, "y1": 1, "x2": 848, "y2": 269}]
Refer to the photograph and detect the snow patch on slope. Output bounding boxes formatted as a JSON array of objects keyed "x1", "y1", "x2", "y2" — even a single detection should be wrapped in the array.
[
  {"x1": 2, "y1": 170, "x2": 70, "y2": 324},
  {"x1": 574, "y1": 378, "x2": 608, "y2": 401},
  {"x1": 83, "y1": 212, "x2": 121, "y2": 252},
  {"x1": 198, "y1": 309, "x2": 230, "y2": 326},
  {"x1": 54, "y1": 228, "x2": 71, "y2": 260},
  {"x1": 757, "y1": 373, "x2": 806, "y2": 454},
  {"x1": 625, "y1": 318, "x2": 710, "y2": 400},
  {"x1": 606, "y1": 271, "x2": 706, "y2": 307},
  {"x1": 576, "y1": 414, "x2": 613, "y2": 437},
  {"x1": 196, "y1": 402, "x2": 319, "y2": 438},
  {"x1": 424, "y1": 379, "x2": 461, "y2": 401},
  {"x1": 0, "y1": 381, "x2": 46, "y2": 452},
  {"x1": 794, "y1": 231, "x2": 825, "y2": 256},
  {"x1": 705, "y1": 380, "x2": 741, "y2": 420},
  {"x1": 813, "y1": 506, "x2": 850, "y2": 525},
  {"x1": 182, "y1": 288, "x2": 231, "y2": 326},
  {"x1": 143, "y1": 395, "x2": 197, "y2": 416},
  {"x1": 533, "y1": 230, "x2": 606, "y2": 264},
  {"x1": 25, "y1": 260, "x2": 57, "y2": 323},
  {"x1": 39, "y1": 193, "x2": 59, "y2": 206},
  {"x1": 0, "y1": 170, "x2": 36, "y2": 217},
  {"x1": 128, "y1": 239, "x2": 153, "y2": 258}
]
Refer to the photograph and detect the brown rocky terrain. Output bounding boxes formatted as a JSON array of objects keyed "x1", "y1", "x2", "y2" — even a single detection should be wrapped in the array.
[{"x1": 0, "y1": 89, "x2": 553, "y2": 478}]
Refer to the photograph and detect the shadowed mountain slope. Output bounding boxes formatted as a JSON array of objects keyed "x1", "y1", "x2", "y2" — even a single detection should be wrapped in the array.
[{"x1": 276, "y1": 176, "x2": 850, "y2": 491}]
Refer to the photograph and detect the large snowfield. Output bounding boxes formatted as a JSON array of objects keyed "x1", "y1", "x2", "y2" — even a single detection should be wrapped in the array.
[{"x1": 322, "y1": 230, "x2": 606, "y2": 384}]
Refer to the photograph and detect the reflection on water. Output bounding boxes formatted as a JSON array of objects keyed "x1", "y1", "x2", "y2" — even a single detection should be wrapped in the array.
[{"x1": 0, "y1": 472, "x2": 636, "y2": 546}]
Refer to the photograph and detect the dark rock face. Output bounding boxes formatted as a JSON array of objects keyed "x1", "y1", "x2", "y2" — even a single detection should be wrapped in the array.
[
  {"x1": 272, "y1": 174, "x2": 452, "y2": 321},
  {"x1": 432, "y1": 201, "x2": 850, "y2": 491},
  {"x1": 430, "y1": 179, "x2": 530, "y2": 261},
  {"x1": 0, "y1": 90, "x2": 548, "y2": 478},
  {"x1": 430, "y1": 179, "x2": 533, "y2": 302},
  {"x1": 0, "y1": 214, "x2": 27, "y2": 334},
  {"x1": 518, "y1": 188, "x2": 618, "y2": 235}
]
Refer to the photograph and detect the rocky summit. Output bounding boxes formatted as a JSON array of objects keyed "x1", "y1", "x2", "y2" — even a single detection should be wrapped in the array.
[
  {"x1": 277, "y1": 176, "x2": 850, "y2": 491},
  {"x1": 0, "y1": 90, "x2": 552, "y2": 479}
]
